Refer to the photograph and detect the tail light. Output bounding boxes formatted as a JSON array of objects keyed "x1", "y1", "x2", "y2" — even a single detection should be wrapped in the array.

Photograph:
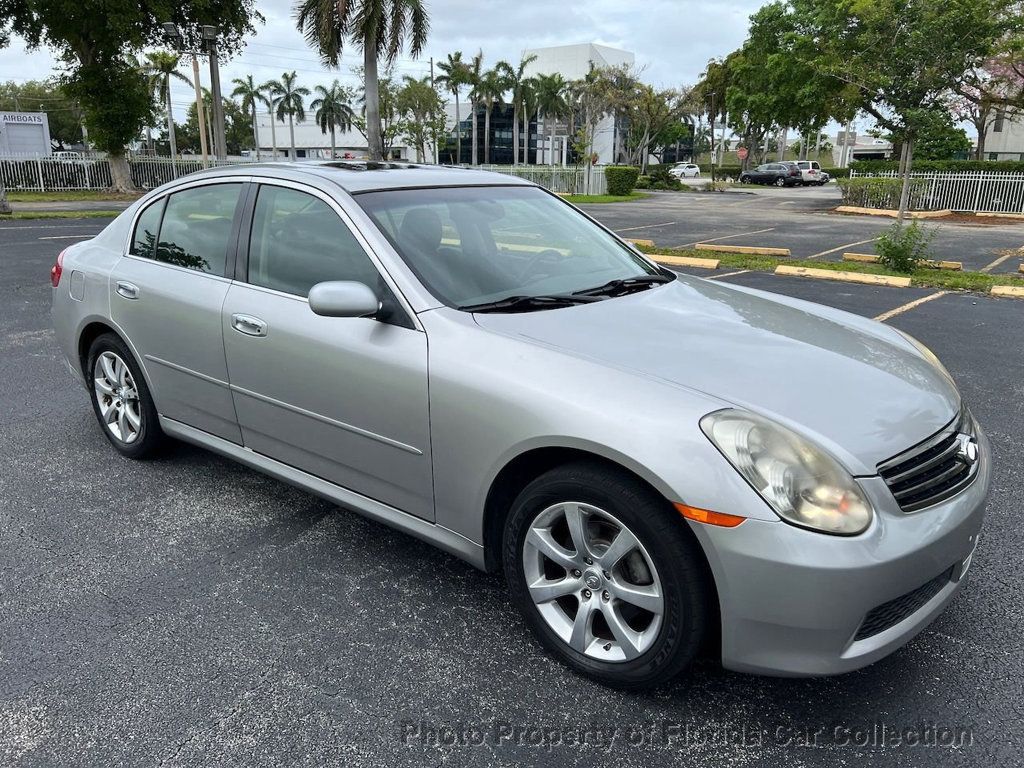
[{"x1": 50, "y1": 249, "x2": 66, "y2": 288}]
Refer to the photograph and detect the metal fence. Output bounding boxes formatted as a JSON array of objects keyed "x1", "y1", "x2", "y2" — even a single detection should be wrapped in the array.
[
  {"x1": 1, "y1": 154, "x2": 605, "y2": 196},
  {"x1": 849, "y1": 169, "x2": 1024, "y2": 214}
]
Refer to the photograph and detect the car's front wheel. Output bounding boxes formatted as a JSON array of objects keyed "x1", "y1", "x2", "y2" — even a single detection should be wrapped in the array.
[
  {"x1": 774, "y1": 177, "x2": 786, "y2": 187},
  {"x1": 87, "y1": 333, "x2": 164, "y2": 459},
  {"x1": 503, "y1": 462, "x2": 712, "y2": 689}
]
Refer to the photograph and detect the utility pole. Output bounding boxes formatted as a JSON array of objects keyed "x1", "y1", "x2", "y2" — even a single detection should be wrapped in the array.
[
  {"x1": 429, "y1": 56, "x2": 437, "y2": 164},
  {"x1": 709, "y1": 93, "x2": 716, "y2": 181},
  {"x1": 203, "y1": 26, "x2": 227, "y2": 160},
  {"x1": 191, "y1": 54, "x2": 210, "y2": 166}
]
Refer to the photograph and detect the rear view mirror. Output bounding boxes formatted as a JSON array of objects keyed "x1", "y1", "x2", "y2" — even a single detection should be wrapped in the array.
[{"x1": 308, "y1": 281, "x2": 382, "y2": 318}]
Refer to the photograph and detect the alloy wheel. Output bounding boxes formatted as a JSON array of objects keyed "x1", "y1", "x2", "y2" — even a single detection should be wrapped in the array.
[
  {"x1": 93, "y1": 351, "x2": 142, "y2": 444},
  {"x1": 522, "y1": 502, "x2": 664, "y2": 662}
]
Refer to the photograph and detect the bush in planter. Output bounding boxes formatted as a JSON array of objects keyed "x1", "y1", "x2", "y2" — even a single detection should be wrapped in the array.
[
  {"x1": 646, "y1": 166, "x2": 683, "y2": 190},
  {"x1": 875, "y1": 220, "x2": 935, "y2": 273},
  {"x1": 605, "y1": 165, "x2": 642, "y2": 196},
  {"x1": 835, "y1": 176, "x2": 929, "y2": 208}
]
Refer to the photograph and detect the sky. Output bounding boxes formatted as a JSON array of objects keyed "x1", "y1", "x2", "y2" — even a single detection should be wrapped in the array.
[{"x1": 0, "y1": 0, "x2": 764, "y2": 123}]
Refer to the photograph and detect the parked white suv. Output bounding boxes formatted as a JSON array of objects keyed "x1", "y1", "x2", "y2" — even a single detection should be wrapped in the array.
[
  {"x1": 795, "y1": 160, "x2": 827, "y2": 186},
  {"x1": 668, "y1": 163, "x2": 701, "y2": 179}
]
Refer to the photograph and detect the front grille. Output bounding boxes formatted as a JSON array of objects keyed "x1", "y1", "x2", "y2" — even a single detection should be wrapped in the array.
[
  {"x1": 877, "y1": 407, "x2": 980, "y2": 512},
  {"x1": 854, "y1": 566, "x2": 954, "y2": 641}
]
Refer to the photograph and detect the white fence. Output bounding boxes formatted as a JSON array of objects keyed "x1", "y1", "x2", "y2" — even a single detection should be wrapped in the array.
[
  {"x1": 1, "y1": 154, "x2": 605, "y2": 196},
  {"x1": 849, "y1": 170, "x2": 1024, "y2": 214}
]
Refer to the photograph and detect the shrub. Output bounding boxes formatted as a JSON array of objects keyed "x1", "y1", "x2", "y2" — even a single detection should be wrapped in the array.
[
  {"x1": 634, "y1": 175, "x2": 651, "y2": 190},
  {"x1": 646, "y1": 167, "x2": 683, "y2": 190},
  {"x1": 875, "y1": 220, "x2": 935, "y2": 273},
  {"x1": 850, "y1": 158, "x2": 1024, "y2": 174},
  {"x1": 836, "y1": 177, "x2": 930, "y2": 209},
  {"x1": 605, "y1": 165, "x2": 642, "y2": 196}
]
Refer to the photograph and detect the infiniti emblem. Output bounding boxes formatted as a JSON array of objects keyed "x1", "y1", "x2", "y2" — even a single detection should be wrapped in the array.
[
  {"x1": 583, "y1": 572, "x2": 602, "y2": 590},
  {"x1": 956, "y1": 434, "x2": 979, "y2": 465}
]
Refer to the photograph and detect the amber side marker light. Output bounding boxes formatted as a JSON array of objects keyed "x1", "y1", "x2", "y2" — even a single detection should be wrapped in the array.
[{"x1": 675, "y1": 503, "x2": 746, "y2": 528}]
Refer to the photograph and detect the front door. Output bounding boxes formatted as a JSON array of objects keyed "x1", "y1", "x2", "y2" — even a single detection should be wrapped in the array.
[
  {"x1": 221, "y1": 182, "x2": 434, "y2": 520},
  {"x1": 111, "y1": 181, "x2": 245, "y2": 443}
]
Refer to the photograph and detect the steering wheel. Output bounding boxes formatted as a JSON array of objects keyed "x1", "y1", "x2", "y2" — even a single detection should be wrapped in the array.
[{"x1": 516, "y1": 249, "x2": 568, "y2": 282}]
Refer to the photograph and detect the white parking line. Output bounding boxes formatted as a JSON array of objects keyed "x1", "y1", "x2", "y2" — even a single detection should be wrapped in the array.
[
  {"x1": 679, "y1": 227, "x2": 776, "y2": 249},
  {"x1": 874, "y1": 291, "x2": 949, "y2": 322},
  {"x1": 705, "y1": 270, "x2": 751, "y2": 280},
  {"x1": 979, "y1": 251, "x2": 1019, "y2": 273},
  {"x1": 614, "y1": 221, "x2": 677, "y2": 233},
  {"x1": 38, "y1": 234, "x2": 93, "y2": 240},
  {"x1": 808, "y1": 237, "x2": 879, "y2": 260}
]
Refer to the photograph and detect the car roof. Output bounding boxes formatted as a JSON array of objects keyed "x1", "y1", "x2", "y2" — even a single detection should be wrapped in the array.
[{"x1": 173, "y1": 161, "x2": 534, "y2": 194}]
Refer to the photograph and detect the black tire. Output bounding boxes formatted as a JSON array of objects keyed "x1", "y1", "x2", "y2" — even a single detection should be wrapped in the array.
[
  {"x1": 774, "y1": 177, "x2": 786, "y2": 187},
  {"x1": 502, "y1": 461, "x2": 713, "y2": 690},
  {"x1": 740, "y1": 176, "x2": 751, "y2": 184},
  {"x1": 86, "y1": 333, "x2": 165, "y2": 459}
]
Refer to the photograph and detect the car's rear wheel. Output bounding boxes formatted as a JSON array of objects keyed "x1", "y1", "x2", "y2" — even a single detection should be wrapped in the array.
[
  {"x1": 740, "y1": 176, "x2": 751, "y2": 184},
  {"x1": 503, "y1": 462, "x2": 712, "y2": 689},
  {"x1": 774, "y1": 177, "x2": 786, "y2": 187},
  {"x1": 87, "y1": 333, "x2": 164, "y2": 459}
]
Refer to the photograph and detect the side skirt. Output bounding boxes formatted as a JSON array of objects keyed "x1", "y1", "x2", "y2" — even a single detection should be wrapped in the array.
[{"x1": 159, "y1": 416, "x2": 487, "y2": 570}]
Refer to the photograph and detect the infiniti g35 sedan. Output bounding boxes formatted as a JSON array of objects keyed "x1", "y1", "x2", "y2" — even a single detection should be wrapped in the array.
[{"x1": 51, "y1": 162, "x2": 989, "y2": 689}]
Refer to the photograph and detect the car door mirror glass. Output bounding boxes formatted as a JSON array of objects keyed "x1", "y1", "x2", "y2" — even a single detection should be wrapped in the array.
[{"x1": 308, "y1": 281, "x2": 382, "y2": 318}]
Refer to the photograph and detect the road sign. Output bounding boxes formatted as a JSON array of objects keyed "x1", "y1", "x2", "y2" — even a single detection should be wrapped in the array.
[{"x1": 737, "y1": 147, "x2": 749, "y2": 161}]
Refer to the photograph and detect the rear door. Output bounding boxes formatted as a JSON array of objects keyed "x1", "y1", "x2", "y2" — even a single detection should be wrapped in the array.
[
  {"x1": 111, "y1": 179, "x2": 246, "y2": 442},
  {"x1": 221, "y1": 180, "x2": 434, "y2": 520}
]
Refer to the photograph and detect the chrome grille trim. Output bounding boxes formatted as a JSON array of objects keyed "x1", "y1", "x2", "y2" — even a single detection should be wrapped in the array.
[{"x1": 877, "y1": 406, "x2": 980, "y2": 513}]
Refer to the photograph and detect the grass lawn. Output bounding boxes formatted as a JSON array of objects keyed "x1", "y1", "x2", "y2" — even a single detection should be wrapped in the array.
[
  {"x1": 4, "y1": 210, "x2": 122, "y2": 220},
  {"x1": 5, "y1": 190, "x2": 140, "y2": 202},
  {"x1": 562, "y1": 192, "x2": 649, "y2": 204},
  {"x1": 639, "y1": 245, "x2": 1024, "y2": 293}
]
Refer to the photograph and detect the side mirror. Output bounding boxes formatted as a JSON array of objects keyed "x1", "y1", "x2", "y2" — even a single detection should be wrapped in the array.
[{"x1": 308, "y1": 281, "x2": 382, "y2": 318}]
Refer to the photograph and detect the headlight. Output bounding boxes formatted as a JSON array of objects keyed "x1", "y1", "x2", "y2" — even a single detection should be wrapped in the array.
[
  {"x1": 700, "y1": 410, "x2": 873, "y2": 535},
  {"x1": 894, "y1": 329, "x2": 953, "y2": 382}
]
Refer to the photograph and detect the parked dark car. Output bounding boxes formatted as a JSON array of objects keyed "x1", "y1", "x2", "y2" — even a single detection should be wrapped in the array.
[{"x1": 739, "y1": 162, "x2": 802, "y2": 187}]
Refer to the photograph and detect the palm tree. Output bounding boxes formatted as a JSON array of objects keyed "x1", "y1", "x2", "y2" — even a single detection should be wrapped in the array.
[
  {"x1": 520, "y1": 77, "x2": 539, "y2": 165},
  {"x1": 534, "y1": 73, "x2": 568, "y2": 165},
  {"x1": 267, "y1": 72, "x2": 310, "y2": 158},
  {"x1": 143, "y1": 52, "x2": 192, "y2": 164},
  {"x1": 477, "y1": 67, "x2": 507, "y2": 165},
  {"x1": 436, "y1": 51, "x2": 469, "y2": 164},
  {"x1": 294, "y1": 0, "x2": 429, "y2": 162},
  {"x1": 231, "y1": 75, "x2": 264, "y2": 160},
  {"x1": 496, "y1": 55, "x2": 537, "y2": 165},
  {"x1": 466, "y1": 51, "x2": 484, "y2": 165},
  {"x1": 311, "y1": 80, "x2": 356, "y2": 158},
  {"x1": 258, "y1": 82, "x2": 280, "y2": 159}
]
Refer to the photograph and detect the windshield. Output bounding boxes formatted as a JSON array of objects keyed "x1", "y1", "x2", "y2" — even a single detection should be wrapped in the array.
[{"x1": 353, "y1": 185, "x2": 666, "y2": 309}]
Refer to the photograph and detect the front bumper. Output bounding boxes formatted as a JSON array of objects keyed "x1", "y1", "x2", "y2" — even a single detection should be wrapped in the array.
[{"x1": 689, "y1": 429, "x2": 991, "y2": 677}]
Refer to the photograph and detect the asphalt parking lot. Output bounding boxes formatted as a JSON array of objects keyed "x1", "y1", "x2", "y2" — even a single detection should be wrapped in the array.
[
  {"x1": 2, "y1": 215, "x2": 1022, "y2": 767},
  {"x1": 583, "y1": 187, "x2": 1024, "y2": 274}
]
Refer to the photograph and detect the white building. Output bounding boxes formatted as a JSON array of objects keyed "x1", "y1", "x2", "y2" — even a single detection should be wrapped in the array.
[
  {"x1": 0, "y1": 111, "x2": 52, "y2": 155},
  {"x1": 250, "y1": 113, "x2": 411, "y2": 161},
  {"x1": 981, "y1": 111, "x2": 1024, "y2": 161},
  {"x1": 523, "y1": 43, "x2": 635, "y2": 165}
]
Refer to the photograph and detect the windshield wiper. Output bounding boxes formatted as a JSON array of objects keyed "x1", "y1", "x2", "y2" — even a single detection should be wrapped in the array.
[
  {"x1": 572, "y1": 274, "x2": 673, "y2": 298},
  {"x1": 458, "y1": 294, "x2": 597, "y2": 313}
]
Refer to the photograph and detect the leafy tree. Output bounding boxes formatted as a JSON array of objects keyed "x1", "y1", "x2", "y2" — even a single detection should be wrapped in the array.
[
  {"x1": 231, "y1": 75, "x2": 265, "y2": 159},
  {"x1": 143, "y1": 51, "x2": 191, "y2": 161},
  {"x1": 175, "y1": 90, "x2": 250, "y2": 155},
  {"x1": 496, "y1": 55, "x2": 537, "y2": 166},
  {"x1": 466, "y1": 51, "x2": 484, "y2": 165},
  {"x1": 258, "y1": 81, "x2": 281, "y2": 158},
  {"x1": 396, "y1": 75, "x2": 445, "y2": 162},
  {"x1": 565, "y1": 65, "x2": 612, "y2": 191},
  {"x1": 293, "y1": 0, "x2": 428, "y2": 162},
  {"x1": 0, "y1": 79, "x2": 85, "y2": 148},
  {"x1": 267, "y1": 71, "x2": 309, "y2": 157},
  {"x1": 311, "y1": 80, "x2": 356, "y2": 158},
  {"x1": 435, "y1": 51, "x2": 470, "y2": 164},
  {"x1": 476, "y1": 67, "x2": 507, "y2": 164},
  {"x1": 351, "y1": 69, "x2": 403, "y2": 158},
  {"x1": 534, "y1": 72, "x2": 568, "y2": 166},
  {"x1": 0, "y1": 0, "x2": 260, "y2": 191}
]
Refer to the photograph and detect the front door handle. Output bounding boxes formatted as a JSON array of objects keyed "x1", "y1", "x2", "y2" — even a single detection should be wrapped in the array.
[
  {"x1": 231, "y1": 313, "x2": 268, "y2": 337},
  {"x1": 115, "y1": 281, "x2": 139, "y2": 300}
]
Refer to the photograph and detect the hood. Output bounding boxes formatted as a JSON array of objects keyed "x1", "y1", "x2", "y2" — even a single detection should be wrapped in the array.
[{"x1": 473, "y1": 276, "x2": 960, "y2": 475}]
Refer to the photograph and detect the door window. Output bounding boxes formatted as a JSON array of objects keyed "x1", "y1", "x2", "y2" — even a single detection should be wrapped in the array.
[
  {"x1": 247, "y1": 185, "x2": 382, "y2": 297},
  {"x1": 154, "y1": 183, "x2": 243, "y2": 274},
  {"x1": 130, "y1": 198, "x2": 165, "y2": 259}
]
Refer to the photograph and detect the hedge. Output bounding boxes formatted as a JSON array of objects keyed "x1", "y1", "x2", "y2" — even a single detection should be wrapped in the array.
[
  {"x1": 851, "y1": 159, "x2": 1024, "y2": 174},
  {"x1": 605, "y1": 165, "x2": 642, "y2": 196},
  {"x1": 836, "y1": 177, "x2": 930, "y2": 209}
]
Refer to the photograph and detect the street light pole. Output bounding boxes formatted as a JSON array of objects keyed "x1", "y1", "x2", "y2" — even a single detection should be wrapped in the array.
[
  {"x1": 162, "y1": 23, "x2": 209, "y2": 166},
  {"x1": 203, "y1": 26, "x2": 227, "y2": 160}
]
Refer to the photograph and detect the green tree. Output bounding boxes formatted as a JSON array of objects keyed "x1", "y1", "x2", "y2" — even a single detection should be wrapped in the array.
[
  {"x1": 0, "y1": 79, "x2": 85, "y2": 148},
  {"x1": 0, "y1": 0, "x2": 260, "y2": 191},
  {"x1": 293, "y1": 0, "x2": 428, "y2": 162},
  {"x1": 396, "y1": 75, "x2": 445, "y2": 162},
  {"x1": 534, "y1": 72, "x2": 568, "y2": 166},
  {"x1": 496, "y1": 55, "x2": 537, "y2": 166},
  {"x1": 231, "y1": 75, "x2": 264, "y2": 159},
  {"x1": 465, "y1": 51, "x2": 484, "y2": 165},
  {"x1": 436, "y1": 51, "x2": 470, "y2": 164},
  {"x1": 267, "y1": 71, "x2": 309, "y2": 157},
  {"x1": 311, "y1": 80, "x2": 356, "y2": 158},
  {"x1": 352, "y1": 69, "x2": 403, "y2": 158},
  {"x1": 476, "y1": 67, "x2": 507, "y2": 164},
  {"x1": 258, "y1": 81, "x2": 280, "y2": 158},
  {"x1": 143, "y1": 51, "x2": 192, "y2": 162}
]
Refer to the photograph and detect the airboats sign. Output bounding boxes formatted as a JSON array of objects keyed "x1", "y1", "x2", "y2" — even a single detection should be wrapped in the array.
[{"x1": 0, "y1": 112, "x2": 52, "y2": 156}]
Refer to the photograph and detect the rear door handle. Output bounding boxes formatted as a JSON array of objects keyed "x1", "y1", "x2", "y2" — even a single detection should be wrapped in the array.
[
  {"x1": 115, "y1": 281, "x2": 139, "y2": 300},
  {"x1": 231, "y1": 313, "x2": 268, "y2": 337}
]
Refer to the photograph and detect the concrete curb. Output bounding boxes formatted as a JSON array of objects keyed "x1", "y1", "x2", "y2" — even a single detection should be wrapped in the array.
[
  {"x1": 652, "y1": 254, "x2": 720, "y2": 269},
  {"x1": 835, "y1": 206, "x2": 952, "y2": 219},
  {"x1": 842, "y1": 253, "x2": 962, "y2": 271},
  {"x1": 696, "y1": 243, "x2": 791, "y2": 257},
  {"x1": 625, "y1": 238, "x2": 654, "y2": 247},
  {"x1": 775, "y1": 265, "x2": 912, "y2": 288},
  {"x1": 991, "y1": 285, "x2": 1024, "y2": 299}
]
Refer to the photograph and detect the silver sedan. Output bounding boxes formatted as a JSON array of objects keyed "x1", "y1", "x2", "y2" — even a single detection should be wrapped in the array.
[{"x1": 51, "y1": 163, "x2": 988, "y2": 689}]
